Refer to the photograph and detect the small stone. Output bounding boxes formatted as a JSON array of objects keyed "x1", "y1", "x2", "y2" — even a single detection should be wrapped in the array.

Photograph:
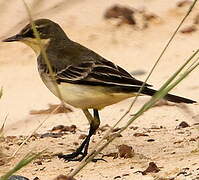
[
  {"x1": 0, "y1": 159, "x2": 5, "y2": 166},
  {"x1": 180, "y1": 26, "x2": 197, "y2": 34},
  {"x1": 73, "y1": 142, "x2": 79, "y2": 146},
  {"x1": 54, "y1": 175, "x2": 76, "y2": 180},
  {"x1": 118, "y1": 144, "x2": 134, "y2": 158},
  {"x1": 79, "y1": 134, "x2": 87, "y2": 139},
  {"x1": 189, "y1": 138, "x2": 196, "y2": 142},
  {"x1": 176, "y1": 121, "x2": 190, "y2": 129},
  {"x1": 129, "y1": 126, "x2": 139, "y2": 130},
  {"x1": 142, "y1": 162, "x2": 160, "y2": 175},
  {"x1": 58, "y1": 142, "x2": 64, "y2": 145},
  {"x1": 114, "y1": 176, "x2": 121, "y2": 179},
  {"x1": 104, "y1": 5, "x2": 136, "y2": 26},
  {"x1": 63, "y1": 125, "x2": 77, "y2": 133},
  {"x1": 174, "y1": 140, "x2": 183, "y2": 144},
  {"x1": 133, "y1": 133, "x2": 149, "y2": 137},
  {"x1": 33, "y1": 177, "x2": 40, "y2": 180},
  {"x1": 52, "y1": 125, "x2": 65, "y2": 131},
  {"x1": 147, "y1": 139, "x2": 155, "y2": 142},
  {"x1": 34, "y1": 160, "x2": 42, "y2": 165}
]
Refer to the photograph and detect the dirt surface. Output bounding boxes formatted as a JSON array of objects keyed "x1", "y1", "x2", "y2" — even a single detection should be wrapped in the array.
[{"x1": 0, "y1": 0, "x2": 199, "y2": 180}]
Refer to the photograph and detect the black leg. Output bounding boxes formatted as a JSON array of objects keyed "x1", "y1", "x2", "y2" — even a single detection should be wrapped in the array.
[
  {"x1": 83, "y1": 109, "x2": 100, "y2": 155},
  {"x1": 58, "y1": 109, "x2": 100, "y2": 161}
]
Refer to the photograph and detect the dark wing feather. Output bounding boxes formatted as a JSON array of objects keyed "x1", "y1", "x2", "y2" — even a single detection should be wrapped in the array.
[
  {"x1": 57, "y1": 62, "x2": 94, "y2": 80},
  {"x1": 56, "y1": 60, "x2": 151, "y2": 87}
]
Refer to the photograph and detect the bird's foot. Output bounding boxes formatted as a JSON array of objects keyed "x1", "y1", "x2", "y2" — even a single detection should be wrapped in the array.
[
  {"x1": 58, "y1": 152, "x2": 106, "y2": 162},
  {"x1": 58, "y1": 150, "x2": 86, "y2": 162}
]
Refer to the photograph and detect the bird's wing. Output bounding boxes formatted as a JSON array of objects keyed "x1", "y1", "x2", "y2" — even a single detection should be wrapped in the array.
[{"x1": 56, "y1": 59, "x2": 151, "y2": 87}]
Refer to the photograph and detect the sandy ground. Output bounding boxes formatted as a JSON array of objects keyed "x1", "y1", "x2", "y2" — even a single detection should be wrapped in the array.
[{"x1": 0, "y1": 0, "x2": 199, "y2": 179}]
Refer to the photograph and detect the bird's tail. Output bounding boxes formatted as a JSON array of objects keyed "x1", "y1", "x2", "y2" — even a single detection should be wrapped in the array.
[{"x1": 141, "y1": 88, "x2": 196, "y2": 104}]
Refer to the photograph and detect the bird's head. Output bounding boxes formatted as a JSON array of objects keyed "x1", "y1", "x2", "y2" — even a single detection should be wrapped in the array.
[{"x1": 3, "y1": 19, "x2": 67, "y2": 55}]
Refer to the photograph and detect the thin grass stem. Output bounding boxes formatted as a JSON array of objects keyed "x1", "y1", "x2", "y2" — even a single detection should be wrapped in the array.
[
  {"x1": 68, "y1": 0, "x2": 199, "y2": 174},
  {"x1": 0, "y1": 151, "x2": 43, "y2": 180}
]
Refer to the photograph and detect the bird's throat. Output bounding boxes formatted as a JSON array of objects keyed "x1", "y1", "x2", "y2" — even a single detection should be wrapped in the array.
[{"x1": 21, "y1": 38, "x2": 50, "y2": 56}]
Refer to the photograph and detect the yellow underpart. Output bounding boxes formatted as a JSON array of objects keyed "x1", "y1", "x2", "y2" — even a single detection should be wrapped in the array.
[
  {"x1": 21, "y1": 38, "x2": 50, "y2": 56},
  {"x1": 41, "y1": 75, "x2": 137, "y2": 110}
]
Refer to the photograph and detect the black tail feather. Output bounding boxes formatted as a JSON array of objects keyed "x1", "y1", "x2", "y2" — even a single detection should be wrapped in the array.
[
  {"x1": 108, "y1": 85, "x2": 196, "y2": 104},
  {"x1": 141, "y1": 88, "x2": 196, "y2": 104}
]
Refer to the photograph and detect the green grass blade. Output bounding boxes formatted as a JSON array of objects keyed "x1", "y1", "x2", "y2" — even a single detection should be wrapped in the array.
[
  {"x1": 69, "y1": 51, "x2": 198, "y2": 177},
  {"x1": 109, "y1": 0, "x2": 198, "y2": 131},
  {"x1": 155, "y1": 49, "x2": 199, "y2": 95},
  {"x1": 0, "y1": 152, "x2": 42, "y2": 180}
]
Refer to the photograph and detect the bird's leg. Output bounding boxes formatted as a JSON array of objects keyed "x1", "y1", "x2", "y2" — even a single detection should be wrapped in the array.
[
  {"x1": 82, "y1": 109, "x2": 100, "y2": 156},
  {"x1": 58, "y1": 109, "x2": 100, "y2": 161}
]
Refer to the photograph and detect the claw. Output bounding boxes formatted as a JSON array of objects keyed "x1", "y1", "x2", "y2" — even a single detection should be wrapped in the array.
[
  {"x1": 58, "y1": 152, "x2": 107, "y2": 162},
  {"x1": 58, "y1": 152, "x2": 86, "y2": 162}
]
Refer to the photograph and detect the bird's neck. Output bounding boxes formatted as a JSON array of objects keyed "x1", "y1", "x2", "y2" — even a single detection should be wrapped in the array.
[{"x1": 22, "y1": 38, "x2": 51, "y2": 56}]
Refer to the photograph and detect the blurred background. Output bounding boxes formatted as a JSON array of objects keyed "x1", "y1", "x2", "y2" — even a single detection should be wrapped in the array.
[
  {"x1": 0, "y1": 1, "x2": 199, "y2": 180},
  {"x1": 0, "y1": 0, "x2": 198, "y2": 134}
]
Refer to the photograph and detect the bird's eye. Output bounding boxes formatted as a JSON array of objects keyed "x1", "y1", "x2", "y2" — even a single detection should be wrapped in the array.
[
  {"x1": 21, "y1": 28, "x2": 35, "y2": 38},
  {"x1": 24, "y1": 29, "x2": 34, "y2": 38}
]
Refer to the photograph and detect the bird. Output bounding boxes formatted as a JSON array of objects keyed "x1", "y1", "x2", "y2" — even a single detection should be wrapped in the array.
[{"x1": 3, "y1": 19, "x2": 196, "y2": 161}]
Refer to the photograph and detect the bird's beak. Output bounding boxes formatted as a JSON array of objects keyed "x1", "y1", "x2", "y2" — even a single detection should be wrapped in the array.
[{"x1": 2, "y1": 34, "x2": 23, "y2": 42}]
